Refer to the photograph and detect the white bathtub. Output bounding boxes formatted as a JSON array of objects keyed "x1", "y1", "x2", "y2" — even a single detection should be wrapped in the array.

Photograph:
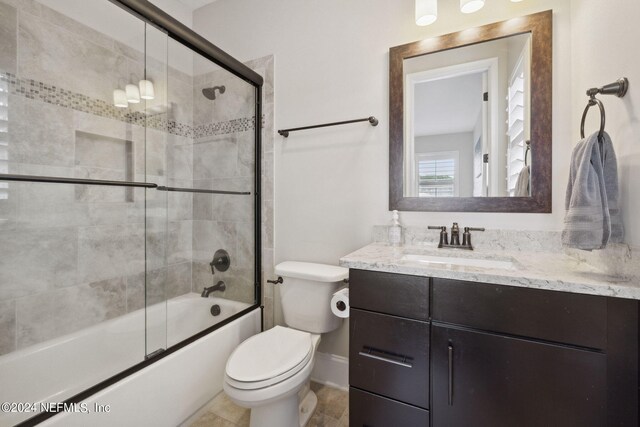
[{"x1": 0, "y1": 293, "x2": 259, "y2": 427}]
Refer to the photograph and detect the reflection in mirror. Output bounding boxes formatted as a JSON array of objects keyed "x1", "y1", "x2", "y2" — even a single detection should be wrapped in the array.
[{"x1": 404, "y1": 33, "x2": 532, "y2": 198}]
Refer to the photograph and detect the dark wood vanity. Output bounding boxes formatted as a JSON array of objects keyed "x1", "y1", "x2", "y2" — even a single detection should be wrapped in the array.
[{"x1": 348, "y1": 269, "x2": 639, "y2": 426}]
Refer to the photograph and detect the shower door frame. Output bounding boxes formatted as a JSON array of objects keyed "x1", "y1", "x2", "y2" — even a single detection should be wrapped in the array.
[{"x1": 18, "y1": 1, "x2": 263, "y2": 425}]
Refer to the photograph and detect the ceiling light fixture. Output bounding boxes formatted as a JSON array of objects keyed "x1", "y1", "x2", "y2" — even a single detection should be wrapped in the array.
[
  {"x1": 125, "y1": 83, "x2": 141, "y2": 104},
  {"x1": 415, "y1": 0, "x2": 493, "y2": 27},
  {"x1": 415, "y1": 0, "x2": 438, "y2": 26},
  {"x1": 460, "y1": 0, "x2": 485, "y2": 13},
  {"x1": 113, "y1": 89, "x2": 128, "y2": 108},
  {"x1": 139, "y1": 80, "x2": 155, "y2": 100}
]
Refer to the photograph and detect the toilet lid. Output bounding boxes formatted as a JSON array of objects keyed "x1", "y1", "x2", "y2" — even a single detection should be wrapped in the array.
[{"x1": 226, "y1": 326, "x2": 312, "y2": 384}]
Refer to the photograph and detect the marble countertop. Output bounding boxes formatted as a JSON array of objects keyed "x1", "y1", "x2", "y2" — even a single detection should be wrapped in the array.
[{"x1": 339, "y1": 243, "x2": 640, "y2": 300}]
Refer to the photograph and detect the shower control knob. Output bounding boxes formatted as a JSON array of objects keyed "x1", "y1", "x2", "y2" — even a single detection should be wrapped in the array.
[{"x1": 210, "y1": 249, "x2": 230, "y2": 274}]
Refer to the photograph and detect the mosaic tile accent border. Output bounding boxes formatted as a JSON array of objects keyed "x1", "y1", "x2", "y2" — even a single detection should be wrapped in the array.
[
  {"x1": 1, "y1": 71, "x2": 258, "y2": 138},
  {"x1": 193, "y1": 117, "x2": 256, "y2": 139}
]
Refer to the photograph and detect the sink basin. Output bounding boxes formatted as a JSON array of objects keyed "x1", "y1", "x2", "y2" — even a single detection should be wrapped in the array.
[{"x1": 400, "y1": 254, "x2": 517, "y2": 270}]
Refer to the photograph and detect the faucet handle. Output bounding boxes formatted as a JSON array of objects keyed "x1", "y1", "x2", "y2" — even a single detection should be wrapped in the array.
[
  {"x1": 428, "y1": 226, "x2": 448, "y2": 247},
  {"x1": 462, "y1": 227, "x2": 485, "y2": 249}
]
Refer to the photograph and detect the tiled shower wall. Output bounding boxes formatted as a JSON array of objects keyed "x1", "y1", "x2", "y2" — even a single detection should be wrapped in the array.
[
  {"x1": 190, "y1": 55, "x2": 274, "y2": 309},
  {"x1": 0, "y1": 0, "x2": 272, "y2": 355}
]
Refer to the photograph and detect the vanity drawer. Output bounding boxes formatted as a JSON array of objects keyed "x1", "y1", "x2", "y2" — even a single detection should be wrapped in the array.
[
  {"x1": 349, "y1": 308, "x2": 429, "y2": 408},
  {"x1": 349, "y1": 269, "x2": 429, "y2": 320},
  {"x1": 432, "y1": 278, "x2": 607, "y2": 349},
  {"x1": 350, "y1": 387, "x2": 429, "y2": 427}
]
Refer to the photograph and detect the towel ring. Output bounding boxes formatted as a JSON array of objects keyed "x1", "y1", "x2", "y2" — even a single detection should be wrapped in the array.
[
  {"x1": 580, "y1": 96, "x2": 605, "y2": 139},
  {"x1": 524, "y1": 140, "x2": 531, "y2": 167}
]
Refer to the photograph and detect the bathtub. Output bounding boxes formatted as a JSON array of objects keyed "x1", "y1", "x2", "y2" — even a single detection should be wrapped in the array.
[{"x1": 0, "y1": 293, "x2": 259, "y2": 427}]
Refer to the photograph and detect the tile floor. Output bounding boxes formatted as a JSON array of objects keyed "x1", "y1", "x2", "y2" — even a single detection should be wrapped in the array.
[{"x1": 189, "y1": 382, "x2": 349, "y2": 427}]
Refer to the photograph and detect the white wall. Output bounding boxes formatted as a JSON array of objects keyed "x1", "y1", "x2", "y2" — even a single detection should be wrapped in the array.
[
  {"x1": 193, "y1": 0, "x2": 574, "y2": 357},
  {"x1": 570, "y1": 0, "x2": 640, "y2": 248}
]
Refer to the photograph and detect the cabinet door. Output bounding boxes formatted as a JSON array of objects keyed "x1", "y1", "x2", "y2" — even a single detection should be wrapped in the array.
[{"x1": 432, "y1": 325, "x2": 606, "y2": 427}]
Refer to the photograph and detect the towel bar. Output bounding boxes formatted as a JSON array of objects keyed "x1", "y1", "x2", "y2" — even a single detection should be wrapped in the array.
[
  {"x1": 278, "y1": 116, "x2": 378, "y2": 137},
  {"x1": 580, "y1": 77, "x2": 629, "y2": 140}
]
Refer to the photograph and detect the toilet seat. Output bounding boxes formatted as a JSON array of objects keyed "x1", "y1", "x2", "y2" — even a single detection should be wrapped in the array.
[{"x1": 225, "y1": 326, "x2": 313, "y2": 390}]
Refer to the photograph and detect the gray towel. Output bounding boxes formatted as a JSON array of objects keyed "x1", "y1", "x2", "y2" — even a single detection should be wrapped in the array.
[
  {"x1": 514, "y1": 165, "x2": 530, "y2": 197},
  {"x1": 562, "y1": 131, "x2": 623, "y2": 250}
]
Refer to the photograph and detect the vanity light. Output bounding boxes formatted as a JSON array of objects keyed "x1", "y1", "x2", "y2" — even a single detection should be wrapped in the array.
[
  {"x1": 139, "y1": 79, "x2": 155, "y2": 100},
  {"x1": 460, "y1": 0, "x2": 485, "y2": 13},
  {"x1": 125, "y1": 83, "x2": 141, "y2": 103},
  {"x1": 415, "y1": 0, "x2": 438, "y2": 26},
  {"x1": 113, "y1": 89, "x2": 128, "y2": 108}
]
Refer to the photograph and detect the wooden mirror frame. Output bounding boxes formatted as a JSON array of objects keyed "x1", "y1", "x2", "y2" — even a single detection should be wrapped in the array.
[{"x1": 389, "y1": 10, "x2": 552, "y2": 212}]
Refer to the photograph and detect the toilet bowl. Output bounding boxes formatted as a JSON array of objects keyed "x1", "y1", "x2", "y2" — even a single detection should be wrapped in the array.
[
  {"x1": 223, "y1": 262, "x2": 348, "y2": 427},
  {"x1": 224, "y1": 326, "x2": 321, "y2": 427}
]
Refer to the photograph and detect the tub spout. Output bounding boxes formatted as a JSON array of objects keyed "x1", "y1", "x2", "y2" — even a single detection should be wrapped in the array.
[{"x1": 201, "y1": 281, "x2": 226, "y2": 297}]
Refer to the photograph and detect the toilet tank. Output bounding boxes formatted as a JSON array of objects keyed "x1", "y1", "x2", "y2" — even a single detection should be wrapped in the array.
[{"x1": 274, "y1": 262, "x2": 349, "y2": 334}]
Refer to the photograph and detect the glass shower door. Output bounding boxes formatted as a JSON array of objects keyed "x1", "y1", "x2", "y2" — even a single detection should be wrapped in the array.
[
  {"x1": 0, "y1": 0, "x2": 260, "y2": 423},
  {"x1": 160, "y1": 40, "x2": 258, "y2": 348},
  {"x1": 0, "y1": 0, "x2": 158, "y2": 424}
]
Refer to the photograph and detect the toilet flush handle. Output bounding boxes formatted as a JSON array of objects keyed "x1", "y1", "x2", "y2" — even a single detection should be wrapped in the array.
[{"x1": 267, "y1": 277, "x2": 283, "y2": 285}]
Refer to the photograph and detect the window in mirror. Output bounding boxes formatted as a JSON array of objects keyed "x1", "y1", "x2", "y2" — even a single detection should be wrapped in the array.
[{"x1": 417, "y1": 151, "x2": 458, "y2": 197}]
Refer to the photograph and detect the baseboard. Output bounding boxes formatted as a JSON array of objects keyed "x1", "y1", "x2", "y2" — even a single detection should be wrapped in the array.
[{"x1": 311, "y1": 352, "x2": 349, "y2": 391}]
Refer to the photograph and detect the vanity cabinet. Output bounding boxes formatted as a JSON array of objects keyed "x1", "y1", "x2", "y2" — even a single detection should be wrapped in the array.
[{"x1": 348, "y1": 270, "x2": 639, "y2": 427}]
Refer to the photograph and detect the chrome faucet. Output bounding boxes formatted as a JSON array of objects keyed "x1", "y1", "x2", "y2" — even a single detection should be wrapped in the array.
[
  {"x1": 201, "y1": 280, "x2": 226, "y2": 297},
  {"x1": 428, "y1": 223, "x2": 485, "y2": 250}
]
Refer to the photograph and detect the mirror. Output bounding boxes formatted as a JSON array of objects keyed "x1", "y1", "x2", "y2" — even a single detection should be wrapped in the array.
[{"x1": 389, "y1": 11, "x2": 552, "y2": 212}]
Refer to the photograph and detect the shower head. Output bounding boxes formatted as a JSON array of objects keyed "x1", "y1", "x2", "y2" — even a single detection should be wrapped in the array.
[{"x1": 202, "y1": 85, "x2": 226, "y2": 100}]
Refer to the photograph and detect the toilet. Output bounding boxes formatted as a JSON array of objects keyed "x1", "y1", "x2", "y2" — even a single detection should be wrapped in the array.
[{"x1": 223, "y1": 261, "x2": 348, "y2": 427}]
